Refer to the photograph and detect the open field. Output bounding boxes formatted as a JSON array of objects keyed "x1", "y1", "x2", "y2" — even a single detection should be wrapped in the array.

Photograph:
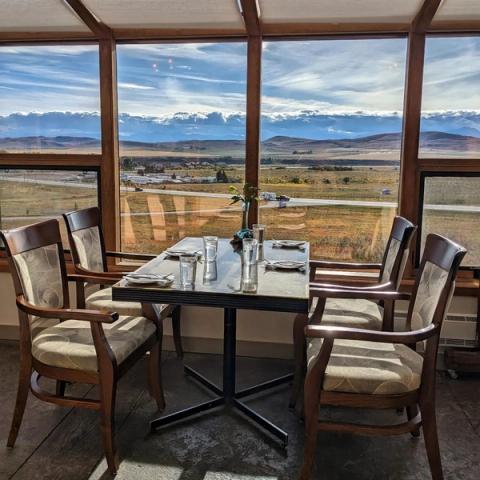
[{"x1": 2, "y1": 166, "x2": 479, "y2": 264}]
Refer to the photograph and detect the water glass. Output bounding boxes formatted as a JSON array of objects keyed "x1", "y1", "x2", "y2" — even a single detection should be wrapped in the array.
[
  {"x1": 179, "y1": 253, "x2": 197, "y2": 288},
  {"x1": 242, "y1": 238, "x2": 258, "y2": 266},
  {"x1": 203, "y1": 236, "x2": 218, "y2": 261},
  {"x1": 203, "y1": 260, "x2": 218, "y2": 284},
  {"x1": 242, "y1": 262, "x2": 258, "y2": 293},
  {"x1": 252, "y1": 224, "x2": 265, "y2": 245}
]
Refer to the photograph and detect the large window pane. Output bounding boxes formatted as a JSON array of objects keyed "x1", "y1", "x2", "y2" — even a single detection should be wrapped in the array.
[
  {"x1": 0, "y1": 45, "x2": 100, "y2": 153},
  {"x1": 0, "y1": 169, "x2": 99, "y2": 243},
  {"x1": 420, "y1": 175, "x2": 480, "y2": 266},
  {"x1": 117, "y1": 43, "x2": 246, "y2": 253},
  {"x1": 420, "y1": 37, "x2": 480, "y2": 158},
  {"x1": 260, "y1": 39, "x2": 407, "y2": 261}
]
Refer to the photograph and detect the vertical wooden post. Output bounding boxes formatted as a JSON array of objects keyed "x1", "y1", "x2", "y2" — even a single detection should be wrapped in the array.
[
  {"x1": 398, "y1": 31, "x2": 426, "y2": 225},
  {"x1": 245, "y1": 35, "x2": 262, "y2": 227},
  {"x1": 99, "y1": 38, "x2": 120, "y2": 252}
]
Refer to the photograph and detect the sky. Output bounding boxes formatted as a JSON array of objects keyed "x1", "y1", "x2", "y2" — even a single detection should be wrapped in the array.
[{"x1": 0, "y1": 37, "x2": 479, "y2": 141}]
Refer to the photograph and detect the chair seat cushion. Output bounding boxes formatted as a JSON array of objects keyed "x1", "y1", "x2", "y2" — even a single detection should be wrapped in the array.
[
  {"x1": 86, "y1": 288, "x2": 144, "y2": 317},
  {"x1": 307, "y1": 338, "x2": 423, "y2": 395},
  {"x1": 32, "y1": 315, "x2": 157, "y2": 372},
  {"x1": 86, "y1": 288, "x2": 173, "y2": 318},
  {"x1": 320, "y1": 298, "x2": 384, "y2": 330}
]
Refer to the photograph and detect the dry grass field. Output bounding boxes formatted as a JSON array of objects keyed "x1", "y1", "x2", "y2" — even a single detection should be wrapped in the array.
[{"x1": 1, "y1": 168, "x2": 479, "y2": 264}]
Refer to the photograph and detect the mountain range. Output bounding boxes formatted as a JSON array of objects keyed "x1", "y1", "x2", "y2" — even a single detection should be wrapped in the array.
[
  {"x1": 0, "y1": 110, "x2": 480, "y2": 142},
  {"x1": 1, "y1": 132, "x2": 480, "y2": 160}
]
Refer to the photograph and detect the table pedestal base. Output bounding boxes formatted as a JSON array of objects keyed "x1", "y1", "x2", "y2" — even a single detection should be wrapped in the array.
[{"x1": 150, "y1": 307, "x2": 291, "y2": 447}]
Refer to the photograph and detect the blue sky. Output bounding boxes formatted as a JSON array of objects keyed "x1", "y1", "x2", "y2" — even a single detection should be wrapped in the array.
[{"x1": 0, "y1": 37, "x2": 479, "y2": 141}]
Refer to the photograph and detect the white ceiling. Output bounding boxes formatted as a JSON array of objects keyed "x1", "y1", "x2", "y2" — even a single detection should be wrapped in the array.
[
  {"x1": 82, "y1": 0, "x2": 245, "y2": 29},
  {"x1": 434, "y1": 0, "x2": 480, "y2": 21},
  {"x1": 0, "y1": 0, "x2": 89, "y2": 32},
  {"x1": 258, "y1": 0, "x2": 424, "y2": 24}
]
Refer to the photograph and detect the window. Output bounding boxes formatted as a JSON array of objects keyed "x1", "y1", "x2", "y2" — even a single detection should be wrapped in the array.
[
  {"x1": 419, "y1": 174, "x2": 480, "y2": 266},
  {"x1": 0, "y1": 168, "x2": 99, "y2": 244},
  {"x1": 420, "y1": 37, "x2": 480, "y2": 159},
  {"x1": 117, "y1": 42, "x2": 247, "y2": 253},
  {"x1": 260, "y1": 39, "x2": 407, "y2": 261},
  {"x1": 0, "y1": 45, "x2": 100, "y2": 153}
]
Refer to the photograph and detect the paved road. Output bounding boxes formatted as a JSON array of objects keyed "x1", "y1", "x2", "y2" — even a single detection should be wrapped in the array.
[{"x1": 1, "y1": 175, "x2": 480, "y2": 214}]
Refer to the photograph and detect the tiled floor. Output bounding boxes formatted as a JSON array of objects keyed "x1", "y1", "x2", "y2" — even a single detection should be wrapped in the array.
[{"x1": 0, "y1": 340, "x2": 479, "y2": 480}]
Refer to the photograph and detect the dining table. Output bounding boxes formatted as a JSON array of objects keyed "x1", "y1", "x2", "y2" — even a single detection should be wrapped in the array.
[{"x1": 112, "y1": 237, "x2": 310, "y2": 447}]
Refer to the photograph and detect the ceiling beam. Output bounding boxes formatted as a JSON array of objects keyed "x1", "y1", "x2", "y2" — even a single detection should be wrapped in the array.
[
  {"x1": 411, "y1": 0, "x2": 443, "y2": 33},
  {"x1": 239, "y1": 0, "x2": 261, "y2": 36},
  {"x1": 262, "y1": 22, "x2": 410, "y2": 37},
  {"x1": 0, "y1": 31, "x2": 96, "y2": 43},
  {"x1": 114, "y1": 27, "x2": 247, "y2": 42},
  {"x1": 63, "y1": 0, "x2": 112, "y2": 38}
]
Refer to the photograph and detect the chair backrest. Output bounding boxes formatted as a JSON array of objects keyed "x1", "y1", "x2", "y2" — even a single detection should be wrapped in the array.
[
  {"x1": 407, "y1": 233, "x2": 466, "y2": 333},
  {"x1": 1, "y1": 220, "x2": 70, "y2": 337},
  {"x1": 63, "y1": 206, "x2": 107, "y2": 273},
  {"x1": 379, "y1": 216, "x2": 417, "y2": 288}
]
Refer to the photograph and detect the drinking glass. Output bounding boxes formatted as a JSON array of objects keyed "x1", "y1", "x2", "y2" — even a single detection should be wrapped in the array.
[
  {"x1": 179, "y1": 253, "x2": 197, "y2": 288},
  {"x1": 242, "y1": 261, "x2": 258, "y2": 293},
  {"x1": 252, "y1": 224, "x2": 265, "y2": 245},
  {"x1": 203, "y1": 260, "x2": 218, "y2": 284},
  {"x1": 203, "y1": 236, "x2": 218, "y2": 261},
  {"x1": 242, "y1": 238, "x2": 258, "y2": 267}
]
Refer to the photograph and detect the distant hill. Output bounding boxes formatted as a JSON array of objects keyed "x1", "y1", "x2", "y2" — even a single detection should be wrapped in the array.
[{"x1": 1, "y1": 132, "x2": 479, "y2": 160}]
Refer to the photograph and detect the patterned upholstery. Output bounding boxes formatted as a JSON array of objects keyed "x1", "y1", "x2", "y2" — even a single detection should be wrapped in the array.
[
  {"x1": 307, "y1": 338, "x2": 423, "y2": 395},
  {"x1": 71, "y1": 226, "x2": 104, "y2": 272},
  {"x1": 86, "y1": 288, "x2": 144, "y2": 317},
  {"x1": 12, "y1": 244, "x2": 64, "y2": 337},
  {"x1": 32, "y1": 315, "x2": 156, "y2": 371},
  {"x1": 321, "y1": 298, "x2": 383, "y2": 330},
  {"x1": 411, "y1": 261, "x2": 450, "y2": 331},
  {"x1": 13, "y1": 244, "x2": 64, "y2": 309}
]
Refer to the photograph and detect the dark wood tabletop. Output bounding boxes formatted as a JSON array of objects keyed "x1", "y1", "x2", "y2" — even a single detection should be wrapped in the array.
[{"x1": 112, "y1": 237, "x2": 309, "y2": 313}]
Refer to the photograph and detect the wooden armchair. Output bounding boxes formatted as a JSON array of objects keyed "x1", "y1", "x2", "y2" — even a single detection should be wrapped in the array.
[
  {"x1": 299, "y1": 233, "x2": 466, "y2": 480},
  {"x1": 290, "y1": 216, "x2": 416, "y2": 407},
  {"x1": 63, "y1": 206, "x2": 183, "y2": 358},
  {"x1": 2, "y1": 219, "x2": 166, "y2": 475}
]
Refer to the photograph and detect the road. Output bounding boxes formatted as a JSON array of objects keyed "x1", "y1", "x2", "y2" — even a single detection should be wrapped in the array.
[{"x1": 1, "y1": 175, "x2": 480, "y2": 215}]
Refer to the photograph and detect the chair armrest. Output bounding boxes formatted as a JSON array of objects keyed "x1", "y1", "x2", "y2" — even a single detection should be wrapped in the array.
[
  {"x1": 310, "y1": 260, "x2": 382, "y2": 270},
  {"x1": 309, "y1": 286, "x2": 411, "y2": 301},
  {"x1": 106, "y1": 251, "x2": 157, "y2": 261},
  {"x1": 309, "y1": 281, "x2": 393, "y2": 291},
  {"x1": 305, "y1": 323, "x2": 438, "y2": 344},
  {"x1": 68, "y1": 273, "x2": 119, "y2": 286},
  {"x1": 16, "y1": 296, "x2": 118, "y2": 323}
]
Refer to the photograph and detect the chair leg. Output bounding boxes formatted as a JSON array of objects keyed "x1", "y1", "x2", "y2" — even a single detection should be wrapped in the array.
[
  {"x1": 171, "y1": 306, "x2": 183, "y2": 359},
  {"x1": 148, "y1": 342, "x2": 166, "y2": 411},
  {"x1": 289, "y1": 313, "x2": 308, "y2": 409},
  {"x1": 421, "y1": 403, "x2": 444, "y2": 480},
  {"x1": 7, "y1": 356, "x2": 32, "y2": 448},
  {"x1": 99, "y1": 373, "x2": 118, "y2": 475},
  {"x1": 407, "y1": 404, "x2": 421, "y2": 437}
]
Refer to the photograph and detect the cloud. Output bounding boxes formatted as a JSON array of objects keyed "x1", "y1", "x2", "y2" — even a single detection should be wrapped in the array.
[
  {"x1": 118, "y1": 82, "x2": 155, "y2": 90},
  {"x1": 1, "y1": 110, "x2": 479, "y2": 143}
]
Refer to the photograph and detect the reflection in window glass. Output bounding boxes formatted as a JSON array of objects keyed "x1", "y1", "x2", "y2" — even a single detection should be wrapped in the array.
[
  {"x1": 117, "y1": 43, "x2": 246, "y2": 253},
  {"x1": 260, "y1": 39, "x2": 407, "y2": 261},
  {"x1": 0, "y1": 45, "x2": 100, "y2": 153},
  {"x1": 421, "y1": 176, "x2": 480, "y2": 266},
  {"x1": 0, "y1": 169, "x2": 99, "y2": 243},
  {"x1": 420, "y1": 37, "x2": 480, "y2": 158}
]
